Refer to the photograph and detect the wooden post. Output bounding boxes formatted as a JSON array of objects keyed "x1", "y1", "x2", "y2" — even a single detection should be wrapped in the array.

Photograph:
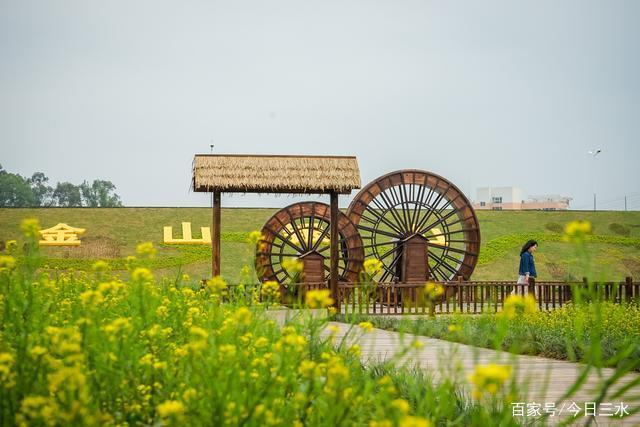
[
  {"x1": 626, "y1": 277, "x2": 633, "y2": 302},
  {"x1": 329, "y1": 192, "x2": 340, "y2": 311},
  {"x1": 457, "y1": 275, "x2": 463, "y2": 312},
  {"x1": 528, "y1": 277, "x2": 535, "y2": 297},
  {"x1": 212, "y1": 191, "x2": 221, "y2": 277}
]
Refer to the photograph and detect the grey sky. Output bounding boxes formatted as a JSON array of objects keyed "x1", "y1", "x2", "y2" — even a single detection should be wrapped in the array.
[{"x1": 1, "y1": 0, "x2": 638, "y2": 209}]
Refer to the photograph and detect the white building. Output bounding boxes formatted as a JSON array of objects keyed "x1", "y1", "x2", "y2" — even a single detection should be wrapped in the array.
[
  {"x1": 474, "y1": 187, "x2": 571, "y2": 210},
  {"x1": 475, "y1": 187, "x2": 523, "y2": 210}
]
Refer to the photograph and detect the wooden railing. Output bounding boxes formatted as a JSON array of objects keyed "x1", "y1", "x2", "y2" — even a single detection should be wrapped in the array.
[{"x1": 257, "y1": 277, "x2": 639, "y2": 315}]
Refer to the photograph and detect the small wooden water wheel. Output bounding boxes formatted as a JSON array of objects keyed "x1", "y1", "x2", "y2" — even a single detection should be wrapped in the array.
[
  {"x1": 255, "y1": 202, "x2": 364, "y2": 284},
  {"x1": 346, "y1": 170, "x2": 480, "y2": 283}
]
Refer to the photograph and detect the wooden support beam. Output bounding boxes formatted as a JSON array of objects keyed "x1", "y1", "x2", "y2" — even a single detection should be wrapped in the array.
[
  {"x1": 212, "y1": 191, "x2": 221, "y2": 277},
  {"x1": 330, "y1": 191, "x2": 340, "y2": 311}
]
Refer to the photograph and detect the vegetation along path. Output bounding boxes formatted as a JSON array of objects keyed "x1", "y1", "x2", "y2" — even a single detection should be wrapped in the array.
[
  {"x1": 308, "y1": 318, "x2": 640, "y2": 426},
  {"x1": 330, "y1": 322, "x2": 639, "y2": 425}
]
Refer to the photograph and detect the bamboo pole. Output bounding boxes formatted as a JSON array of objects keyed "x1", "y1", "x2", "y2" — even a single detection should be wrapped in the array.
[
  {"x1": 212, "y1": 191, "x2": 221, "y2": 277},
  {"x1": 330, "y1": 191, "x2": 339, "y2": 311}
]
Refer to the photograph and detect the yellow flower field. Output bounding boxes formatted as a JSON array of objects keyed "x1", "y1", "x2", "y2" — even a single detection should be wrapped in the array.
[{"x1": 0, "y1": 219, "x2": 519, "y2": 426}]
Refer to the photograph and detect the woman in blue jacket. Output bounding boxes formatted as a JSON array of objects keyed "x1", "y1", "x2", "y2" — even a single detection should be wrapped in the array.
[{"x1": 517, "y1": 239, "x2": 538, "y2": 284}]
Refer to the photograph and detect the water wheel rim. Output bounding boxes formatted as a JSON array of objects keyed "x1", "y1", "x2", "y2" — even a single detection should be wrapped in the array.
[
  {"x1": 346, "y1": 169, "x2": 480, "y2": 282},
  {"x1": 256, "y1": 201, "x2": 364, "y2": 284}
]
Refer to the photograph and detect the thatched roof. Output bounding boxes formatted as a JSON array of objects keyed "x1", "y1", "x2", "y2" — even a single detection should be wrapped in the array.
[{"x1": 192, "y1": 154, "x2": 361, "y2": 194}]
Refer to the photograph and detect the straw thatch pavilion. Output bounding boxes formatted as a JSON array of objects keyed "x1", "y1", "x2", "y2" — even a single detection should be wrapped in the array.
[{"x1": 191, "y1": 154, "x2": 361, "y2": 303}]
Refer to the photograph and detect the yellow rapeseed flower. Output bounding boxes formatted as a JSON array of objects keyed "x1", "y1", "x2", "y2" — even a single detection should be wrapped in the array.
[
  {"x1": 0, "y1": 352, "x2": 16, "y2": 388},
  {"x1": 91, "y1": 260, "x2": 109, "y2": 272},
  {"x1": 391, "y1": 398, "x2": 410, "y2": 414},
  {"x1": 0, "y1": 255, "x2": 16, "y2": 271},
  {"x1": 468, "y1": 364, "x2": 512, "y2": 399},
  {"x1": 80, "y1": 290, "x2": 104, "y2": 307},
  {"x1": 20, "y1": 218, "x2": 40, "y2": 238},
  {"x1": 364, "y1": 259, "x2": 383, "y2": 277},
  {"x1": 348, "y1": 344, "x2": 361, "y2": 357},
  {"x1": 563, "y1": 220, "x2": 592, "y2": 242},
  {"x1": 327, "y1": 325, "x2": 340, "y2": 335},
  {"x1": 47, "y1": 366, "x2": 86, "y2": 396},
  {"x1": 139, "y1": 353, "x2": 155, "y2": 366},
  {"x1": 234, "y1": 306, "x2": 252, "y2": 325},
  {"x1": 135, "y1": 242, "x2": 157, "y2": 258},
  {"x1": 261, "y1": 281, "x2": 280, "y2": 301},
  {"x1": 501, "y1": 294, "x2": 537, "y2": 319},
  {"x1": 156, "y1": 400, "x2": 186, "y2": 419},
  {"x1": 189, "y1": 326, "x2": 209, "y2": 341},
  {"x1": 182, "y1": 388, "x2": 197, "y2": 401},
  {"x1": 399, "y1": 416, "x2": 432, "y2": 427},
  {"x1": 16, "y1": 395, "x2": 52, "y2": 425},
  {"x1": 298, "y1": 360, "x2": 317, "y2": 378},
  {"x1": 424, "y1": 282, "x2": 444, "y2": 300},
  {"x1": 102, "y1": 317, "x2": 132, "y2": 339},
  {"x1": 131, "y1": 267, "x2": 153, "y2": 283},
  {"x1": 254, "y1": 337, "x2": 270, "y2": 348},
  {"x1": 305, "y1": 289, "x2": 334, "y2": 309},
  {"x1": 29, "y1": 346, "x2": 48, "y2": 358},
  {"x1": 358, "y1": 321, "x2": 374, "y2": 332},
  {"x1": 206, "y1": 276, "x2": 228, "y2": 295},
  {"x1": 282, "y1": 258, "x2": 303, "y2": 276},
  {"x1": 219, "y1": 344, "x2": 237, "y2": 359},
  {"x1": 247, "y1": 230, "x2": 264, "y2": 245}
]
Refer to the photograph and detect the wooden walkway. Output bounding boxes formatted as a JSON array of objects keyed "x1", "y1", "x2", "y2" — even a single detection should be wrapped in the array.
[{"x1": 269, "y1": 310, "x2": 640, "y2": 426}]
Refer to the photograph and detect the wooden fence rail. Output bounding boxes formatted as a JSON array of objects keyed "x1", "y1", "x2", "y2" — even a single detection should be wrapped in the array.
[{"x1": 230, "y1": 277, "x2": 638, "y2": 315}]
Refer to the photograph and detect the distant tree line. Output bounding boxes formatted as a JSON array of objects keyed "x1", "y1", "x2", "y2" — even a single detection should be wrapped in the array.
[{"x1": 0, "y1": 164, "x2": 123, "y2": 207}]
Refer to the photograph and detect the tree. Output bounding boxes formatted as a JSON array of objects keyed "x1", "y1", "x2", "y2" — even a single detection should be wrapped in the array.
[
  {"x1": 28, "y1": 172, "x2": 54, "y2": 207},
  {"x1": 53, "y1": 182, "x2": 82, "y2": 207},
  {"x1": 80, "y1": 180, "x2": 123, "y2": 207},
  {"x1": 0, "y1": 164, "x2": 36, "y2": 207}
]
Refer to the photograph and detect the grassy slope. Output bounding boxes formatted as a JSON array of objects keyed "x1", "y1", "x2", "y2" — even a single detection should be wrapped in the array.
[{"x1": 1, "y1": 208, "x2": 639, "y2": 282}]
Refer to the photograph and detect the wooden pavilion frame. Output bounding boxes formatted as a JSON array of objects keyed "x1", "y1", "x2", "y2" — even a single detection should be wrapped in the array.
[{"x1": 191, "y1": 154, "x2": 361, "y2": 307}]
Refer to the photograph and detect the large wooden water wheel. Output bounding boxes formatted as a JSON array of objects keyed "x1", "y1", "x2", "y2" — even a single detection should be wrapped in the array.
[
  {"x1": 255, "y1": 202, "x2": 364, "y2": 284},
  {"x1": 346, "y1": 170, "x2": 480, "y2": 282}
]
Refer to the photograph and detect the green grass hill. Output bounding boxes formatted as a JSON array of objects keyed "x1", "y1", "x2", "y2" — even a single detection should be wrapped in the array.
[{"x1": 1, "y1": 208, "x2": 639, "y2": 283}]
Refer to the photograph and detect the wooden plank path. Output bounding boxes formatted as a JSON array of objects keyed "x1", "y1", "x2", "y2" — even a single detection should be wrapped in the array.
[{"x1": 268, "y1": 310, "x2": 640, "y2": 426}]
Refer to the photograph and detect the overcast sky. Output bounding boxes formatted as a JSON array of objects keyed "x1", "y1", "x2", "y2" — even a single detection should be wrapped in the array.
[{"x1": 1, "y1": 0, "x2": 638, "y2": 209}]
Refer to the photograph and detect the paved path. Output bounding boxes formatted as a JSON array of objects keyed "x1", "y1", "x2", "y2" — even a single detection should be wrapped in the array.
[{"x1": 269, "y1": 310, "x2": 640, "y2": 426}]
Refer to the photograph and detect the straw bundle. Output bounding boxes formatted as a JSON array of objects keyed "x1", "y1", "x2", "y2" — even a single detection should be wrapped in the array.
[{"x1": 192, "y1": 155, "x2": 361, "y2": 194}]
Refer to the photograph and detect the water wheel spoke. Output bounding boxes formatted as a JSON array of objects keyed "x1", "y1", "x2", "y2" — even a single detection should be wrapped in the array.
[
  {"x1": 362, "y1": 204, "x2": 406, "y2": 236},
  {"x1": 416, "y1": 208, "x2": 459, "y2": 236},
  {"x1": 379, "y1": 251, "x2": 403, "y2": 282},
  {"x1": 347, "y1": 170, "x2": 480, "y2": 282},
  {"x1": 443, "y1": 253, "x2": 474, "y2": 270},
  {"x1": 310, "y1": 222, "x2": 331, "y2": 252},
  {"x1": 428, "y1": 228, "x2": 478, "y2": 239},
  {"x1": 377, "y1": 188, "x2": 410, "y2": 235},
  {"x1": 268, "y1": 220, "x2": 306, "y2": 254},
  {"x1": 286, "y1": 207, "x2": 309, "y2": 251},
  {"x1": 429, "y1": 266, "x2": 447, "y2": 281},
  {"x1": 413, "y1": 183, "x2": 452, "y2": 234},
  {"x1": 429, "y1": 252, "x2": 460, "y2": 277},
  {"x1": 420, "y1": 212, "x2": 475, "y2": 236},
  {"x1": 409, "y1": 179, "x2": 429, "y2": 232},
  {"x1": 307, "y1": 210, "x2": 315, "y2": 251},
  {"x1": 356, "y1": 223, "x2": 402, "y2": 240}
]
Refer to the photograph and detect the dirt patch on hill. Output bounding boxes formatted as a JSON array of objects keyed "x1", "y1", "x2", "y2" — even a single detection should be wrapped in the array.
[
  {"x1": 546, "y1": 262, "x2": 568, "y2": 280},
  {"x1": 41, "y1": 236, "x2": 121, "y2": 259},
  {"x1": 622, "y1": 258, "x2": 640, "y2": 277}
]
